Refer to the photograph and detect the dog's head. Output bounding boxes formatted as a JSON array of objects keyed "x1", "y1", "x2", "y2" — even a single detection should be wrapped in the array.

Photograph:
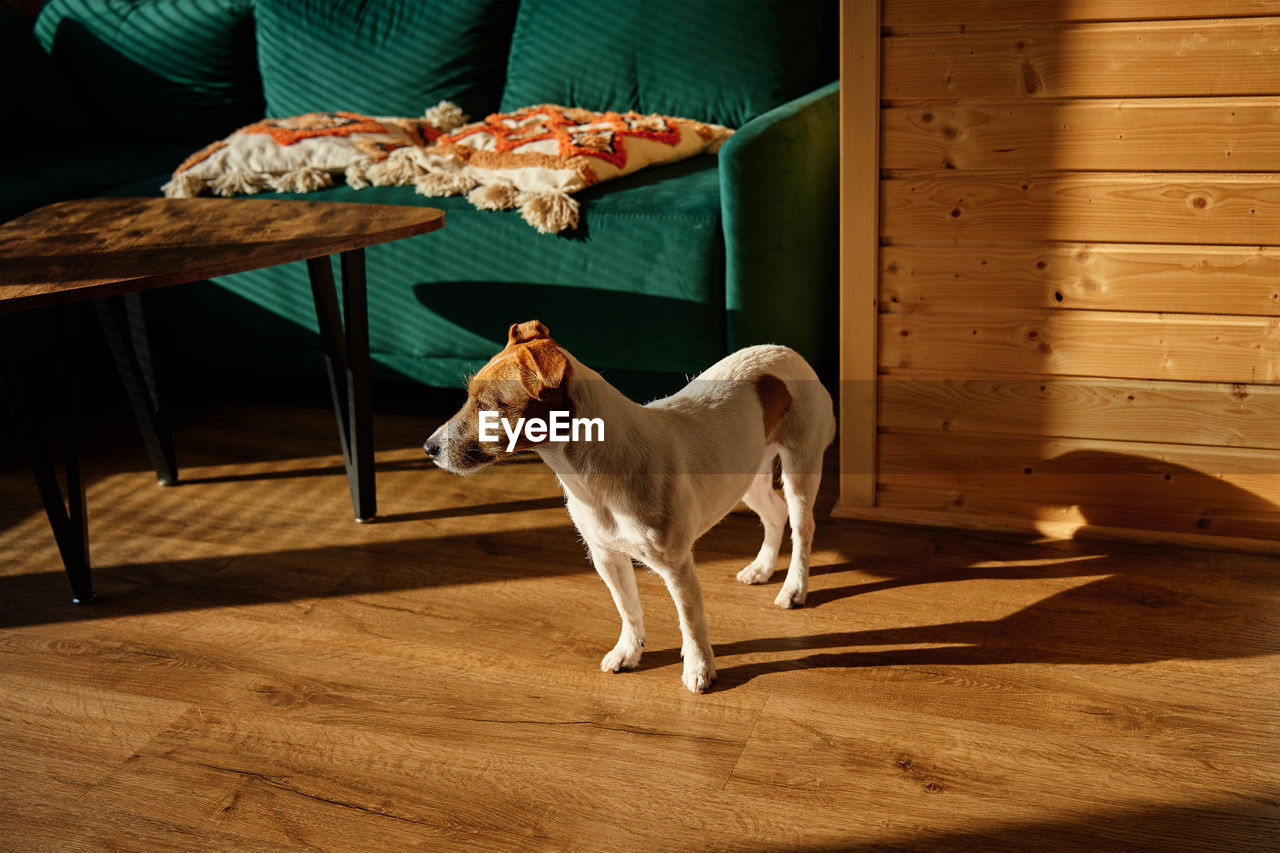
[{"x1": 424, "y1": 320, "x2": 568, "y2": 475}]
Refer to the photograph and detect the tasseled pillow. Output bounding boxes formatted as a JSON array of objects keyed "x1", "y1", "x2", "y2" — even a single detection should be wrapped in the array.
[
  {"x1": 370, "y1": 105, "x2": 733, "y2": 234},
  {"x1": 161, "y1": 101, "x2": 467, "y2": 199}
]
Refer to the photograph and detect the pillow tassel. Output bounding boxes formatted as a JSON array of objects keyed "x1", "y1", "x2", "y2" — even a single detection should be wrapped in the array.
[
  {"x1": 211, "y1": 170, "x2": 273, "y2": 197},
  {"x1": 422, "y1": 100, "x2": 468, "y2": 133},
  {"x1": 344, "y1": 160, "x2": 372, "y2": 190},
  {"x1": 161, "y1": 172, "x2": 207, "y2": 199},
  {"x1": 364, "y1": 147, "x2": 427, "y2": 186},
  {"x1": 516, "y1": 190, "x2": 580, "y2": 234},
  {"x1": 466, "y1": 182, "x2": 519, "y2": 211},
  {"x1": 273, "y1": 166, "x2": 334, "y2": 193},
  {"x1": 415, "y1": 172, "x2": 478, "y2": 198}
]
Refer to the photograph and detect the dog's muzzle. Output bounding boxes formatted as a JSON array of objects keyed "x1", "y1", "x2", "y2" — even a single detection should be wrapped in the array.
[{"x1": 424, "y1": 426, "x2": 445, "y2": 460}]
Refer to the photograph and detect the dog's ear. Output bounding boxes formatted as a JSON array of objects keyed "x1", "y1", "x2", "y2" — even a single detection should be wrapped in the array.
[
  {"x1": 508, "y1": 320, "x2": 550, "y2": 345},
  {"x1": 515, "y1": 340, "x2": 566, "y2": 401}
]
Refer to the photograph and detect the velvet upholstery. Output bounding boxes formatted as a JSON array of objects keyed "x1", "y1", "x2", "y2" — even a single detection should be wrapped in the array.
[
  {"x1": 254, "y1": 0, "x2": 518, "y2": 120},
  {"x1": 33, "y1": 0, "x2": 262, "y2": 143},
  {"x1": 500, "y1": 0, "x2": 831, "y2": 130}
]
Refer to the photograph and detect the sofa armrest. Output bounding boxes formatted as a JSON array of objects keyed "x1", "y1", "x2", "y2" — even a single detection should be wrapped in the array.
[{"x1": 718, "y1": 80, "x2": 840, "y2": 376}]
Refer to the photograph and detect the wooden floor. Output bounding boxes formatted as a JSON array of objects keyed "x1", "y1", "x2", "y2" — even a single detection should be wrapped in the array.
[{"x1": 1, "y1": 386, "x2": 1277, "y2": 852}]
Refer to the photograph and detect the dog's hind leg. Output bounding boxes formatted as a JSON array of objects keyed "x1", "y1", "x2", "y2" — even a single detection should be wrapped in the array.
[
  {"x1": 589, "y1": 543, "x2": 646, "y2": 673},
  {"x1": 737, "y1": 445, "x2": 787, "y2": 586},
  {"x1": 774, "y1": 445, "x2": 823, "y2": 608}
]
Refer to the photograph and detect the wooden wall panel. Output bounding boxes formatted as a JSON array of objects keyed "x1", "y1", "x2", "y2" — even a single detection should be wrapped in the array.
[
  {"x1": 881, "y1": 244, "x2": 1280, "y2": 316},
  {"x1": 877, "y1": 432, "x2": 1280, "y2": 515},
  {"x1": 879, "y1": 378, "x2": 1280, "y2": 449},
  {"x1": 883, "y1": 0, "x2": 1280, "y2": 27},
  {"x1": 838, "y1": 2, "x2": 1280, "y2": 548},
  {"x1": 882, "y1": 174, "x2": 1280, "y2": 245},
  {"x1": 882, "y1": 99, "x2": 1280, "y2": 172},
  {"x1": 880, "y1": 312, "x2": 1280, "y2": 382},
  {"x1": 883, "y1": 19, "x2": 1280, "y2": 100},
  {"x1": 838, "y1": 0, "x2": 882, "y2": 507}
]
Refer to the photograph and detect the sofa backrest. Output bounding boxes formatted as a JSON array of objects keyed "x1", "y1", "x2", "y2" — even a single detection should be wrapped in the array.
[
  {"x1": 33, "y1": 0, "x2": 263, "y2": 143},
  {"x1": 254, "y1": 0, "x2": 518, "y2": 120},
  {"x1": 28, "y1": 0, "x2": 835, "y2": 146},
  {"x1": 499, "y1": 0, "x2": 836, "y2": 129}
]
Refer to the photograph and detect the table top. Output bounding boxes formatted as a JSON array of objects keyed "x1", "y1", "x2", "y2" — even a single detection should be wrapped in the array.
[{"x1": 0, "y1": 197, "x2": 445, "y2": 313}]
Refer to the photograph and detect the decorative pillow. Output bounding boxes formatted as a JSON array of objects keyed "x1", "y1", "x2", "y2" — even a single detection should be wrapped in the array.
[
  {"x1": 363, "y1": 104, "x2": 733, "y2": 234},
  {"x1": 161, "y1": 101, "x2": 467, "y2": 199}
]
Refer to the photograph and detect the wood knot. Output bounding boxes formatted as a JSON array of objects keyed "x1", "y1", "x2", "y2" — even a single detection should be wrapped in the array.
[
  {"x1": 1231, "y1": 383, "x2": 1249, "y2": 401},
  {"x1": 950, "y1": 208, "x2": 962, "y2": 218},
  {"x1": 1021, "y1": 62, "x2": 1042, "y2": 94},
  {"x1": 1192, "y1": 196, "x2": 1208, "y2": 209}
]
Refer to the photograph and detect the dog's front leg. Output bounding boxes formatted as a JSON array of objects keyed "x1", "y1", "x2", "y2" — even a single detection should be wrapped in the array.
[
  {"x1": 651, "y1": 554, "x2": 716, "y2": 693},
  {"x1": 589, "y1": 543, "x2": 646, "y2": 673}
]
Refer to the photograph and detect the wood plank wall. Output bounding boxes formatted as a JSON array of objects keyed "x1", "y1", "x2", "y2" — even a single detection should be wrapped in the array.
[{"x1": 836, "y1": 0, "x2": 1280, "y2": 551}]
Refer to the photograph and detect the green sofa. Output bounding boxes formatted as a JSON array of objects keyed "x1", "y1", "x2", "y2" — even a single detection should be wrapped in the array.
[{"x1": 3, "y1": 0, "x2": 838, "y2": 395}]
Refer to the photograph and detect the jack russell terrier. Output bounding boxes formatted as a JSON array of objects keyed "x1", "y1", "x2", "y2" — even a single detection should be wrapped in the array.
[{"x1": 424, "y1": 321, "x2": 837, "y2": 693}]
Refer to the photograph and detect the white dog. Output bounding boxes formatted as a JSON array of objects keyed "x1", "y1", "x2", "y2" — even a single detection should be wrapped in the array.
[{"x1": 424, "y1": 321, "x2": 837, "y2": 693}]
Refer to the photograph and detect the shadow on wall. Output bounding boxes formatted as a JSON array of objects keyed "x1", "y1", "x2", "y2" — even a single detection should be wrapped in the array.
[{"x1": 1046, "y1": 450, "x2": 1280, "y2": 540}]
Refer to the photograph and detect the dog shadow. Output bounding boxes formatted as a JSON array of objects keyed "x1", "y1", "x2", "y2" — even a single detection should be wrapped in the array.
[{"x1": 651, "y1": 522, "x2": 1278, "y2": 692}]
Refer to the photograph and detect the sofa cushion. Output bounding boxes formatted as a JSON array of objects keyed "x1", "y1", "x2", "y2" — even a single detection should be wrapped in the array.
[
  {"x1": 107, "y1": 156, "x2": 726, "y2": 386},
  {"x1": 500, "y1": 0, "x2": 833, "y2": 129},
  {"x1": 255, "y1": 0, "x2": 518, "y2": 121},
  {"x1": 34, "y1": 0, "x2": 262, "y2": 144}
]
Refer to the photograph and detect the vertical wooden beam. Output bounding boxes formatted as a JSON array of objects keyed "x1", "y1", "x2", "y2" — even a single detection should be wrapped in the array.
[{"x1": 835, "y1": 0, "x2": 881, "y2": 513}]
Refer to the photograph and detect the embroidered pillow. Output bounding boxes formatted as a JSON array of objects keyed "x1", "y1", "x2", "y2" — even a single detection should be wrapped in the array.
[
  {"x1": 161, "y1": 101, "x2": 466, "y2": 198},
  {"x1": 365, "y1": 105, "x2": 733, "y2": 234}
]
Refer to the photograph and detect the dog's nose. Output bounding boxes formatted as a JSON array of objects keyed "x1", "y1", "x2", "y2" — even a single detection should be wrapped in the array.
[{"x1": 424, "y1": 439, "x2": 440, "y2": 459}]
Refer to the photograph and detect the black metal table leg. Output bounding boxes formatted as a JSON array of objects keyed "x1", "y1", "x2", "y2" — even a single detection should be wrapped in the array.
[
  {"x1": 94, "y1": 293, "x2": 178, "y2": 485},
  {"x1": 0, "y1": 307, "x2": 95, "y2": 603},
  {"x1": 306, "y1": 249, "x2": 376, "y2": 522}
]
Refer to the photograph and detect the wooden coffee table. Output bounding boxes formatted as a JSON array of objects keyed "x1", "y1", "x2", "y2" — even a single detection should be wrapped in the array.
[{"x1": 0, "y1": 197, "x2": 444, "y2": 602}]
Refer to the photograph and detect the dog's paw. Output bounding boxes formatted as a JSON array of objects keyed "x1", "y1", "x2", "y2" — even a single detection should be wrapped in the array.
[
  {"x1": 774, "y1": 584, "x2": 807, "y2": 609},
  {"x1": 681, "y1": 655, "x2": 716, "y2": 694},
  {"x1": 736, "y1": 560, "x2": 775, "y2": 585},
  {"x1": 601, "y1": 641, "x2": 643, "y2": 673}
]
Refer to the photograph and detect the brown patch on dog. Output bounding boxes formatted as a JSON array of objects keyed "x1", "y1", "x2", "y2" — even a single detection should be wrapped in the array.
[
  {"x1": 755, "y1": 374, "x2": 792, "y2": 438},
  {"x1": 471, "y1": 320, "x2": 567, "y2": 404},
  {"x1": 508, "y1": 320, "x2": 550, "y2": 345}
]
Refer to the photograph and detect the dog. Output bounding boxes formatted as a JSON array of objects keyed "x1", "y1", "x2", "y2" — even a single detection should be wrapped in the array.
[{"x1": 424, "y1": 321, "x2": 837, "y2": 693}]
